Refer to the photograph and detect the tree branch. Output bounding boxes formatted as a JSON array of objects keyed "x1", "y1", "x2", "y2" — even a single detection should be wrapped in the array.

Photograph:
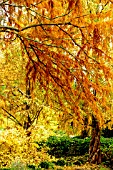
[
  {"x1": 20, "y1": 22, "x2": 80, "y2": 31},
  {"x1": 2, "y1": 107, "x2": 23, "y2": 127},
  {"x1": 0, "y1": 26, "x2": 19, "y2": 32}
]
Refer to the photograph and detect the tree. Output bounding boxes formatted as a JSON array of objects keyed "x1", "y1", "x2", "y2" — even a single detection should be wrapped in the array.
[
  {"x1": 0, "y1": 41, "x2": 55, "y2": 131},
  {"x1": 0, "y1": 0, "x2": 113, "y2": 164}
]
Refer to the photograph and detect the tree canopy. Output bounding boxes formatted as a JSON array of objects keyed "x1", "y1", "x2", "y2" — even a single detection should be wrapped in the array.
[
  {"x1": 1, "y1": 0, "x2": 113, "y2": 165},
  {"x1": 0, "y1": 0, "x2": 113, "y2": 131}
]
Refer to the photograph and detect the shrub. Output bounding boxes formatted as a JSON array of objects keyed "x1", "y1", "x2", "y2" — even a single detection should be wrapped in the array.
[
  {"x1": 46, "y1": 135, "x2": 72, "y2": 157},
  {"x1": 53, "y1": 159, "x2": 66, "y2": 166},
  {"x1": 100, "y1": 137, "x2": 113, "y2": 168},
  {"x1": 0, "y1": 127, "x2": 54, "y2": 168},
  {"x1": 35, "y1": 140, "x2": 46, "y2": 151},
  {"x1": 38, "y1": 161, "x2": 54, "y2": 169},
  {"x1": 71, "y1": 137, "x2": 90, "y2": 155},
  {"x1": 35, "y1": 135, "x2": 113, "y2": 168},
  {"x1": 27, "y1": 164, "x2": 36, "y2": 169},
  {"x1": 46, "y1": 135, "x2": 90, "y2": 157},
  {"x1": 100, "y1": 136, "x2": 113, "y2": 149}
]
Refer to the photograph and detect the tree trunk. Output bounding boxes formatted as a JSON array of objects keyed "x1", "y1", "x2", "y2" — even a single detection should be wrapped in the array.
[
  {"x1": 88, "y1": 115, "x2": 101, "y2": 164},
  {"x1": 23, "y1": 78, "x2": 32, "y2": 130},
  {"x1": 81, "y1": 116, "x2": 89, "y2": 138}
]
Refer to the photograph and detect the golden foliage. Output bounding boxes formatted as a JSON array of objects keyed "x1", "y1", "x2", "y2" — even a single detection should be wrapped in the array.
[
  {"x1": 1, "y1": 0, "x2": 113, "y2": 166},
  {"x1": 0, "y1": 0, "x2": 113, "y2": 129},
  {"x1": 0, "y1": 126, "x2": 56, "y2": 168}
]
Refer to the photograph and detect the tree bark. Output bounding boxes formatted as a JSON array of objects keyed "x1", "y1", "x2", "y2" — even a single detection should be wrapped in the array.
[
  {"x1": 81, "y1": 116, "x2": 89, "y2": 138},
  {"x1": 88, "y1": 115, "x2": 101, "y2": 164},
  {"x1": 23, "y1": 78, "x2": 32, "y2": 130}
]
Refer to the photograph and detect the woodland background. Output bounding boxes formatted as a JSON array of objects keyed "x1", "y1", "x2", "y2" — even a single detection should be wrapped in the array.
[{"x1": 0, "y1": 0, "x2": 113, "y2": 169}]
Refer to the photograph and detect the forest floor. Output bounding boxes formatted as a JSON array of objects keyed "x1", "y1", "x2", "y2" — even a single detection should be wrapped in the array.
[{"x1": 54, "y1": 164, "x2": 111, "y2": 170}]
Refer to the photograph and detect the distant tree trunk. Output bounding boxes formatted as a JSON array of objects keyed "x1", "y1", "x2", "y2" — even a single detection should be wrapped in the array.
[
  {"x1": 23, "y1": 78, "x2": 32, "y2": 130},
  {"x1": 89, "y1": 114, "x2": 101, "y2": 164},
  {"x1": 81, "y1": 116, "x2": 89, "y2": 138}
]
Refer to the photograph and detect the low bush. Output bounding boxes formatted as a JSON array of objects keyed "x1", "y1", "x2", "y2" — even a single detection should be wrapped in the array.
[
  {"x1": 100, "y1": 137, "x2": 113, "y2": 168},
  {"x1": 0, "y1": 127, "x2": 54, "y2": 168},
  {"x1": 46, "y1": 135, "x2": 90, "y2": 157},
  {"x1": 27, "y1": 164, "x2": 36, "y2": 169},
  {"x1": 38, "y1": 161, "x2": 54, "y2": 169},
  {"x1": 52, "y1": 159, "x2": 66, "y2": 166},
  {"x1": 46, "y1": 135, "x2": 72, "y2": 157},
  {"x1": 35, "y1": 140, "x2": 46, "y2": 151},
  {"x1": 35, "y1": 135, "x2": 113, "y2": 168}
]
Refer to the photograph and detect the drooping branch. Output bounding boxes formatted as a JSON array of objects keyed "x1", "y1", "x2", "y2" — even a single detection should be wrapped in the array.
[
  {"x1": 20, "y1": 22, "x2": 83, "y2": 31},
  {"x1": 0, "y1": 25, "x2": 19, "y2": 32},
  {"x1": 2, "y1": 107, "x2": 23, "y2": 127}
]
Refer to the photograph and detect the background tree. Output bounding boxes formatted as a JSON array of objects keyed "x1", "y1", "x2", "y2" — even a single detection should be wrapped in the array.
[
  {"x1": 0, "y1": 41, "x2": 58, "y2": 132},
  {"x1": 1, "y1": 0, "x2": 113, "y2": 164}
]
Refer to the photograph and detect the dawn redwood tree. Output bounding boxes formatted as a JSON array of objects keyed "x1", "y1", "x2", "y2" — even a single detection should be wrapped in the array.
[{"x1": 0, "y1": 0, "x2": 113, "y2": 164}]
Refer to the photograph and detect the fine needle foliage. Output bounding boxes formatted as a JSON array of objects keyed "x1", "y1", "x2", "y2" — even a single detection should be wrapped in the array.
[{"x1": 1, "y1": 0, "x2": 113, "y2": 166}]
